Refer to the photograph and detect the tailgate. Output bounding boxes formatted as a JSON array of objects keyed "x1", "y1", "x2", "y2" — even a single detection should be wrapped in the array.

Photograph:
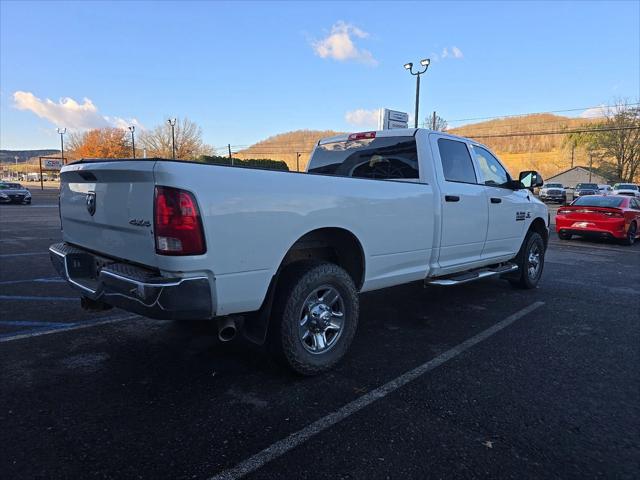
[{"x1": 59, "y1": 160, "x2": 158, "y2": 267}]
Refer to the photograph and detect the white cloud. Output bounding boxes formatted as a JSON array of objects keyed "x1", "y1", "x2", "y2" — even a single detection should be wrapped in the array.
[
  {"x1": 345, "y1": 108, "x2": 381, "y2": 128},
  {"x1": 431, "y1": 46, "x2": 464, "y2": 62},
  {"x1": 312, "y1": 21, "x2": 378, "y2": 66},
  {"x1": 580, "y1": 105, "x2": 608, "y2": 118},
  {"x1": 13, "y1": 91, "x2": 142, "y2": 131}
]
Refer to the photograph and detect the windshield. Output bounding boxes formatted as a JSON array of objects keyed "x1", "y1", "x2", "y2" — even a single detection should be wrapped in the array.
[
  {"x1": 0, "y1": 183, "x2": 22, "y2": 189},
  {"x1": 545, "y1": 183, "x2": 563, "y2": 188},
  {"x1": 614, "y1": 184, "x2": 638, "y2": 190},
  {"x1": 576, "y1": 183, "x2": 598, "y2": 190},
  {"x1": 572, "y1": 196, "x2": 624, "y2": 208}
]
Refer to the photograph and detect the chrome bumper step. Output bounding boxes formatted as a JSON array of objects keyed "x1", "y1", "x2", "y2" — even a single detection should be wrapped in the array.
[{"x1": 425, "y1": 263, "x2": 518, "y2": 286}]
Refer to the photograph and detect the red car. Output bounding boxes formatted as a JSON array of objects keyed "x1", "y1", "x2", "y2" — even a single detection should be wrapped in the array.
[{"x1": 556, "y1": 195, "x2": 640, "y2": 245}]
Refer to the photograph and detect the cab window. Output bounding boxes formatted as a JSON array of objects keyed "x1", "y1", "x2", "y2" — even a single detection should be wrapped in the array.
[
  {"x1": 437, "y1": 138, "x2": 477, "y2": 184},
  {"x1": 473, "y1": 146, "x2": 510, "y2": 187}
]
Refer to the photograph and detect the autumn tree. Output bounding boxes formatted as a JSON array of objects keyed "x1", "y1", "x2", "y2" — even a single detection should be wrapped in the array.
[
  {"x1": 68, "y1": 128, "x2": 132, "y2": 159},
  {"x1": 140, "y1": 117, "x2": 210, "y2": 159},
  {"x1": 572, "y1": 100, "x2": 640, "y2": 182}
]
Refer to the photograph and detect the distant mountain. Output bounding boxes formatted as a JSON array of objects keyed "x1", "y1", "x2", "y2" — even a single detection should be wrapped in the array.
[
  {"x1": 233, "y1": 115, "x2": 609, "y2": 179},
  {"x1": 0, "y1": 149, "x2": 60, "y2": 164},
  {"x1": 235, "y1": 130, "x2": 343, "y2": 171}
]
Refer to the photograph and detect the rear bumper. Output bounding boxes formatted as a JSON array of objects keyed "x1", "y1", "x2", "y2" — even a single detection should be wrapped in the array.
[
  {"x1": 555, "y1": 221, "x2": 626, "y2": 240},
  {"x1": 49, "y1": 242, "x2": 212, "y2": 320}
]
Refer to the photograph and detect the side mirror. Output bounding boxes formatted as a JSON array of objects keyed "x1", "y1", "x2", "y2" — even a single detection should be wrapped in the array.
[{"x1": 519, "y1": 170, "x2": 544, "y2": 191}]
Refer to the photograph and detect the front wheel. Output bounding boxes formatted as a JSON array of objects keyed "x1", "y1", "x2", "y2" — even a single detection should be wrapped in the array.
[
  {"x1": 509, "y1": 231, "x2": 545, "y2": 289},
  {"x1": 269, "y1": 261, "x2": 359, "y2": 376}
]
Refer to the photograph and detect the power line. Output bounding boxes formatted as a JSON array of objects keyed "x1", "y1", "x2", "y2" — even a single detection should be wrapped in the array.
[
  {"x1": 465, "y1": 125, "x2": 640, "y2": 139},
  {"x1": 445, "y1": 103, "x2": 640, "y2": 124}
]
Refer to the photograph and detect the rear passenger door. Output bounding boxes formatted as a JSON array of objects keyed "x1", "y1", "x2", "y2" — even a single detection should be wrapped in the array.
[
  {"x1": 430, "y1": 136, "x2": 488, "y2": 269},
  {"x1": 471, "y1": 146, "x2": 526, "y2": 259}
]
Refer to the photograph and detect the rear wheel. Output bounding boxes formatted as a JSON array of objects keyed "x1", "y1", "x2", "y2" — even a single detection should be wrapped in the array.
[
  {"x1": 509, "y1": 230, "x2": 545, "y2": 289},
  {"x1": 269, "y1": 261, "x2": 359, "y2": 375},
  {"x1": 621, "y1": 222, "x2": 637, "y2": 246}
]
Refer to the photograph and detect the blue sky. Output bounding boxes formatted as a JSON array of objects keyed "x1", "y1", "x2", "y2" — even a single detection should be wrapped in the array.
[{"x1": 1, "y1": 0, "x2": 638, "y2": 150}]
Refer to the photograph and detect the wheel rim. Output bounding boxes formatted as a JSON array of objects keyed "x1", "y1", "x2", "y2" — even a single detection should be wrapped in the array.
[
  {"x1": 298, "y1": 285, "x2": 345, "y2": 355},
  {"x1": 527, "y1": 242, "x2": 542, "y2": 280},
  {"x1": 629, "y1": 225, "x2": 637, "y2": 244}
]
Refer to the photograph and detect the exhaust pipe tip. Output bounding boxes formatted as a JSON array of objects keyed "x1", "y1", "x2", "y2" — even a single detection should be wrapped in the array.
[{"x1": 217, "y1": 317, "x2": 237, "y2": 342}]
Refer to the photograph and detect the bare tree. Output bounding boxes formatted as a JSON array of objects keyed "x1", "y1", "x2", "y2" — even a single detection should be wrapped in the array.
[
  {"x1": 426, "y1": 114, "x2": 448, "y2": 131},
  {"x1": 574, "y1": 100, "x2": 640, "y2": 182},
  {"x1": 140, "y1": 117, "x2": 210, "y2": 159}
]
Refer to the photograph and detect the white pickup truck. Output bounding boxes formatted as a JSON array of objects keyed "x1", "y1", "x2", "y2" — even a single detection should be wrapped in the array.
[{"x1": 51, "y1": 129, "x2": 548, "y2": 374}]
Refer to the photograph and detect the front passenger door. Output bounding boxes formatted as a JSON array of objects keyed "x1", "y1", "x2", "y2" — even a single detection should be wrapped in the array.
[{"x1": 472, "y1": 146, "x2": 527, "y2": 259}]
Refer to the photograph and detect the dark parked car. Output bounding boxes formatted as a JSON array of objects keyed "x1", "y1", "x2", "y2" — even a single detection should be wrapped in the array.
[
  {"x1": 574, "y1": 182, "x2": 599, "y2": 198},
  {"x1": 0, "y1": 182, "x2": 32, "y2": 204}
]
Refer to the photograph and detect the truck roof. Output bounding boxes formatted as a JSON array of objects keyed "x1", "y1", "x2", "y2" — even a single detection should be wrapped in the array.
[{"x1": 317, "y1": 128, "x2": 487, "y2": 149}]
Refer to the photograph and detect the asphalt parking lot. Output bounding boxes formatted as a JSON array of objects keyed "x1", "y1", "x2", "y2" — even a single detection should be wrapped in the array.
[{"x1": 1, "y1": 188, "x2": 639, "y2": 479}]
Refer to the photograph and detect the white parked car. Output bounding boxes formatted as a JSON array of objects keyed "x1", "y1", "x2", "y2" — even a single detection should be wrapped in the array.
[
  {"x1": 539, "y1": 183, "x2": 567, "y2": 203},
  {"x1": 598, "y1": 184, "x2": 613, "y2": 195},
  {"x1": 612, "y1": 183, "x2": 640, "y2": 197},
  {"x1": 50, "y1": 129, "x2": 549, "y2": 374}
]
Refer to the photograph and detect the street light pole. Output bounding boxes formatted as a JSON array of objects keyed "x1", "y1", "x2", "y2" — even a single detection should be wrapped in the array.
[
  {"x1": 404, "y1": 59, "x2": 431, "y2": 128},
  {"x1": 57, "y1": 127, "x2": 66, "y2": 164},
  {"x1": 128, "y1": 125, "x2": 136, "y2": 159},
  {"x1": 167, "y1": 118, "x2": 177, "y2": 159},
  {"x1": 14, "y1": 155, "x2": 18, "y2": 180}
]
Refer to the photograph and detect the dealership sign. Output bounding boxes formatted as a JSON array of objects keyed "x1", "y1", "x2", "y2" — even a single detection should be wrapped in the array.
[
  {"x1": 43, "y1": 159, "x2": 63, "y2": 170},
  {"x1": 378, "y1": 109, "x2": 409, "y2": 130}
]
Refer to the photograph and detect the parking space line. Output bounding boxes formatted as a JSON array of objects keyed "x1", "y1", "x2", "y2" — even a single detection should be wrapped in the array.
[
  {"x1": 0, "y1": 252, "x2": 49, "y2": 258},
  {"x1": 0, "y1": 295, "x2": 77, "y2": 301},
  {"x1": 0, "y1": 277, "x2": 64, "y2": 286},
  {"x1": 0, "y1": 320, "x2": 75, "y2": 327},
  {"x1": 0, "y1": 313, "x2": 140, "y2": 343},
  {"x1": 210, "y1": 301, "x2": 545, "y2": 480}
]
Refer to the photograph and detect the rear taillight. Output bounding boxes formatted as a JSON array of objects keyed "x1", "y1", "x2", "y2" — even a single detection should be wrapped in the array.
[
  {"x1": 154, "y1": 186, "x2": 206, "y2": 256},
  {"x1": 557, "y1": 209, "x2": 571, "y2": 215},
  {"x1": 603, "y1": 211, "x2": 624, "y2": 218}
]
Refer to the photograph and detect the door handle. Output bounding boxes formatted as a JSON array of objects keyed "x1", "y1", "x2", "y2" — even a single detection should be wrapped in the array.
[
  {"x1": 445, "y1": 195, "x2": 460, "y2": 202},
  {"x1": 490, "y1": 198, "x2": 502, "y2": 204}
]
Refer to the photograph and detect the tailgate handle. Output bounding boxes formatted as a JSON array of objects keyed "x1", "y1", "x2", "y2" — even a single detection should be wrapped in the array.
[
  {"x1": 490, "y1": 198, "x2": 502, "y2": 204},
  {"x1": 445, "y1": 195, "x2": 460, "y2": 202}
]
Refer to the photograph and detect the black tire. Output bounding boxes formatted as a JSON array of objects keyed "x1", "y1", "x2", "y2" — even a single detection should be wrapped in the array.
[
  {"x1": 509, "y1": 230, "x2": 545, "y2": 289},
  {"x1": 620, "y1": 222, "x2": 637, "y2": 246},
  {"x1": 269, "y1": 261, "x2": 359, "y2": 376},
  {"x1": 558, "y1": 231, "x2": 572, "y2": 240}
]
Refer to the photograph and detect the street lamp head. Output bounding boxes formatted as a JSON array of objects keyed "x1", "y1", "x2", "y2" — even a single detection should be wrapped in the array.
[
  {"x1": 128, "y1": 125, "x2": 135, "y2": 132},
  {"x1": 56, "y1": 127, "x2": 66, "y2": 135},
  {"x1": 420, "y1": 58, "x2": 430, "y2": 67},
  {"x1": 404, "y1": 62, "x2": 413, "y2": 70},
  {"x1": 167, "y1": 118, "x2": 177, "y2": 126}
]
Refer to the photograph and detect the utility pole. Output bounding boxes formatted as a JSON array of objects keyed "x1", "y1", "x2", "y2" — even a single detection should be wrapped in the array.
[
  {"x1": 589, "y1": 153, "x2": 593, "y2": 182},
  {"x1": 296, "y1": 152, "x2": 301, "y2": 172},
  {"x1": 404, "y1": 58, "x2": 431, "y2": 129},
  {"x1": 432, "y1": 111, "x2": 437, "y2": 130},
  {"x1": 128, "y1": 125, "x2": 136, "y2": 159},
  {"x1": 57, "y1": 128, "x2": 66, "y2": 164},
  {"x1": 167, "y1": 118, "x2": 177, "y2": 159},
  {"x1": 571, "y1": 143, "x2": 575, "y2": 169},
  {"x1": 228, "y1": 144, "x2": 234, "y2": 166},
  {"x1": 14, "y1": 155, "x2": 18, "y2": 180}
]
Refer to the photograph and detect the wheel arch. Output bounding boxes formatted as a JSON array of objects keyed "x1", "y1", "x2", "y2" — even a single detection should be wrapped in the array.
[
  {"x1": 242, "y1": 227, "x2": 365, "y2": 345},
  {"x1": 528, "y1": 216, "x2": 549, "y2": 249}
]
